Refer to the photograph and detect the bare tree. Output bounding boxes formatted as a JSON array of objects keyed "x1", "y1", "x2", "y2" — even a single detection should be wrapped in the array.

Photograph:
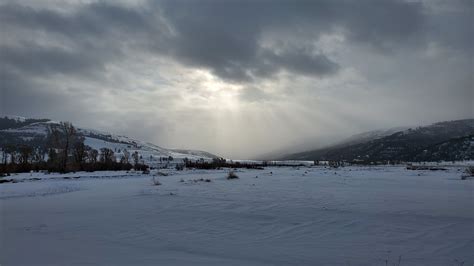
[
  {"x1": 59, "y1": 122, "x2": 77, "y2": 171},
  {"x1": 87, "y1": 148, "x2": 99, "y2": 164},
  {"x1": 18, "y1": 145, "x2": 33, "y2": 165},
  {"x1": 10, "y1": 149, "x2": 18, "y2": 164},
  {"x1": 33, "y1": 147, "x2": 46, "y2": 163},
  {"x1": 121, "y1": 149, "x2": 130, "y2": 164},
  {"x1": 132, "y1": 151, "x2": 139, "y2": 166},
  {"x1": 99, "y1": 148, "x2": 115, "y2": 164},
  {"x1": 73, "y1": 141, "x2": 87, "y2": 170},
  {"x1": 47, "y1": 122, "x2": 79, "y2": 172},
  {"x1": 1, "y1": 147, "x2": 7, "y2": 166},
  {"x1": 3, "y1": 145, "x2": 16, "y2": 165}
]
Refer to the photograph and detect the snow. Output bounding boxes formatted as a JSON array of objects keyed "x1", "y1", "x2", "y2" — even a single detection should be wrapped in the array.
[
  {"x1": 4, "y1": 170, "x2": 143, "y2": 182},
  {"x1": 83, "y1": 136, "x2": 212, "y2": 166},
  {"x1": 341, "y1": 126, "x2": 411, "y2": 145},
  {"x1": 3, "y1": 123, "x2": 49, "y2": 135},
  {"x1": 3, "y1": 115, "x2": 27, "y2": 122},
  {"x1": 229, "y1": 159, "x2": 315, "y2": 166},
  {"x1": 84, "y1": 136, "x2": 132, "y2": 152},
  {"x1": 1, "y1": 166, "x2": 473, "y2": 265}
]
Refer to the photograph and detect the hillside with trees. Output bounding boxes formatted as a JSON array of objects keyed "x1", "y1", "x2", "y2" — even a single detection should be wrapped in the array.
[
  {"x1": 0, "y1": 116, "x2": 218, "y2": 174},
  {"x1": 283, "y1": 119, "x2": 474, "y2": 163}
]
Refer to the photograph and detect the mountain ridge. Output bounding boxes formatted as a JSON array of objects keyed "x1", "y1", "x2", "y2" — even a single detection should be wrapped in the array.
[{"x1": 281, "y1": 119, "x2": 474, "y2": 162}]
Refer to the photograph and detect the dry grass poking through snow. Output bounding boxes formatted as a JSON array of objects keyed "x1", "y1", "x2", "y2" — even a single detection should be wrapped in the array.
[
  {"x1": 227, "y1": 170, "x2": 239, "y2": 180},
  {"x1": 152, "y1": 176, "x2": 161, "y2": 186},
  {"x1": 461, "y1": 166, "x2": 474, "y2": 180}
]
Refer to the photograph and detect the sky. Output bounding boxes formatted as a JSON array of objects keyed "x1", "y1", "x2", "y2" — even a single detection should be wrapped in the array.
[{"x1": 0, "y1": 0, "x2": 472, "y2": 159}]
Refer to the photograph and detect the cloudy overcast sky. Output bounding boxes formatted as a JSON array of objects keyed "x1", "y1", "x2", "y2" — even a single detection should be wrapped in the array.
[{"x1": 0, "y1": 0, "x2": 472, "y2": 158}]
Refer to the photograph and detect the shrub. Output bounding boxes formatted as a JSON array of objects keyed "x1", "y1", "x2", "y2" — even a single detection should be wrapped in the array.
[
  {"x1": 134, "y1": 163, "x2": 148, "y2": 172},
  {"x1": 461, "y1": 166, "x2": 474, "y2": 180},
  {"x1": 227, "y1": 170, "x2": 239, "y2": 180},
  {"x1": 152, "y1": 176, "x2": 161, "y2": 186},
  {"x1": 466, "y1": 166, "x2": 474, "y2": 176}
]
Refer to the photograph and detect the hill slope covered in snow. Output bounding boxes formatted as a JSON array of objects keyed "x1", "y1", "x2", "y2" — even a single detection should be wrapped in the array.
[
  {"x1": 0, "y1": 116, "x2": 219, "y2": 164},
  {"x1": 283, "y1": 119, "x2": 474, "y2": 162}
]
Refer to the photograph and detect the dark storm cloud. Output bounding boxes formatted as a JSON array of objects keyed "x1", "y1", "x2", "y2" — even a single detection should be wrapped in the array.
[
  {"x1": 0, "y1": 2, "x2": 161, "y2": 79},
  {"x1": 426, "y1": 1, "x2": 473, "y2": 52},
  {"x1": 0, "y1": 69, "x2": 85, "y2": 119},
  {"x1": 157, "y1": 0, "x2": 425, "y2": 81},
  {"x1": 0, "y1": 2, "x2": 156, "y2": 38},
  {"x1": 264, "y1": 48, "x2": 339, "y2": 77},
  {"x1": 335, "y1": 0, "x2": 424, "y2": 50},
  {"x1": 0, "y1": 0, "x2": 430, "y2": 84},
  {"x1": 0, "y1": 43, "x2": 107, "y2": 77}
]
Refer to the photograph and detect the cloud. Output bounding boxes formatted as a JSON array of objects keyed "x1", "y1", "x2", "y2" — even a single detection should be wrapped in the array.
[
  {"x1": 156, "y1": 0, "x2": 427, "y2": 81},
  {"x1": 0, "y1": 43, "x2": 108, "y2": 78},
  {"x1": 238, "y1": 87, "x2": 271, "y2": 103},
  {"x1": 0, "y1": 0, "x2": 429, "y2": 83},
  {"x1": 0, "y1": 0, "x2": 472, "y2": 158}
]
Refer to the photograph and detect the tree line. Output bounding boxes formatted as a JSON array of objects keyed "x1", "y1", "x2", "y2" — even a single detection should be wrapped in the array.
[
  {"x1": 0, "y1": 122, "x2": 148, "y2": 174},
  {"x1": 184, "y1": 158, "x2": 267, "y2": 170}
]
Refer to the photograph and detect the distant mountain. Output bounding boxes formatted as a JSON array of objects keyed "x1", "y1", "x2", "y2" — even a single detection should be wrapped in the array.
[
  {"x1": 283, "y1": 119, "x2": 474, "y2": 162},
  {"x1": 413, "y1": 134, "x2": 474, "y2": 162},
  {"x1": 257, "y1": 126, "x2": 411, "y2": 161},
  {"x1": 335, "y1": 126, "x2": 410, "y2": 147},
  {"x1": 0, "y1": 116, "x2": 219, "y2": 164}
]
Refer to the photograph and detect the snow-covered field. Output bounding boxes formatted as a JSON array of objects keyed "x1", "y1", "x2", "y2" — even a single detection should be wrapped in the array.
[{"x1": 1, "y1": 166, "x2": 473, "y2": 265}]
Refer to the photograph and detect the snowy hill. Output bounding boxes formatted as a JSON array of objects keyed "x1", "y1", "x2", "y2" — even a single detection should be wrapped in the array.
[
  {"x1": 336, "y1": 126, "x2": 410, "y2": 147},
  {"x1": 283, "y1": 119, "x2": 474, "y2": 162},
  {"x1": 0, "y1": 116, "x2": 219, "y2": 165}
]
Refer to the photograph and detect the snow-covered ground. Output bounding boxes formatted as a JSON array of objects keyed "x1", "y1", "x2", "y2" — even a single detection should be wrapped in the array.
[{"x1": 1, "y1": 166, "x2": 473, "y2": 265}]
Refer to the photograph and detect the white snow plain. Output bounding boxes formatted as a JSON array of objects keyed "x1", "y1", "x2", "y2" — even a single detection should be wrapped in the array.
[{"x1": 1, "y1": 166, "x2": 473, "y2": 265}]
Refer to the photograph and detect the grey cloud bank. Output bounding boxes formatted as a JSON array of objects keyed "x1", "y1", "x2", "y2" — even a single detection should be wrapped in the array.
[{"x1": 0, "y1": 0, "x2": 472, "y2": 158}]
